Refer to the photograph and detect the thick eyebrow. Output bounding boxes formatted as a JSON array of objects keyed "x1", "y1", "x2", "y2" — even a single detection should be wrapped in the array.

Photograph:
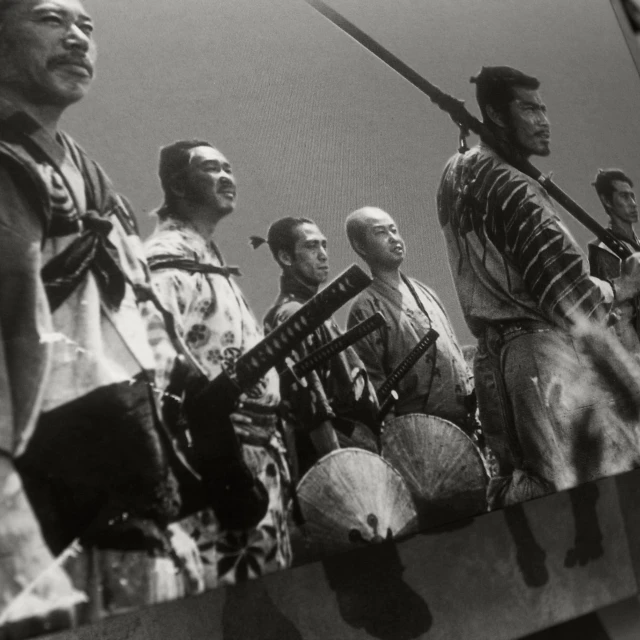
[{"x1": 516, "y1": 99, "x2": 546, "y2": 109}]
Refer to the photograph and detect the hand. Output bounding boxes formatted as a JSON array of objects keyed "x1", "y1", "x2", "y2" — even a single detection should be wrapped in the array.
[
  {"x1": 167, "y1": 524, "x2": 204, "y2": 595},
  {"x1": 230, "y1": 409, "x2": 255, "y2": 441},
  {"x1": 614, "y1": 251, "x2": 640, "y2": 301}
]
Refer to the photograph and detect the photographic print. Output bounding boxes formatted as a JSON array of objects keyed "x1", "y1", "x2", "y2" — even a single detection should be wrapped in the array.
[{"x1": 2, "y1": 0, "x2": 640, "y2": 637}]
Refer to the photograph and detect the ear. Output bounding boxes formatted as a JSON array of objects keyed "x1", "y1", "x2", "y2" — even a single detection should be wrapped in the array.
[
  {"x1": 486, "y1": 104, "x2": 508, "y2": 130},
  {"x1": 351, "y1": 238, "x2": 367, "y2": 260},
  {"x1": 278, "y1": 249, "x2": 293, "y2": 267},
  {"x1": 169, "y1": 175, "x2": 186, "y2": 200},
  {"x1": 599, "y1": 194, "x2": 612, "y2": 214}
]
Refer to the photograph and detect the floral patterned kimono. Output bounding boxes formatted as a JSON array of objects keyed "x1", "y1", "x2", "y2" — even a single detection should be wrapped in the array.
[{"x1": 144, "y1": 216, "x2": 292, "y2": 589}]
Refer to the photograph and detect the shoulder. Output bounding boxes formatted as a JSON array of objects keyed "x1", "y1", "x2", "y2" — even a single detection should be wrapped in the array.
[
  {"x1": 145, "y1": 222, "x2": 199, "y2": 261},
  {"x1": 271, "y1": 298, "x2": 304, "y2": 325},
  {"x1": 0, "y1": 156, "x2": 45, "y2": 241},
  {"x1": 348, "y1": 286, "x2": 376, "y2": 313}
]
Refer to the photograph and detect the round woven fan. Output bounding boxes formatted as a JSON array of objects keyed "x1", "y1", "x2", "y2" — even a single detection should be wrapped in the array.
[
  {"x1": 381, "y1": 414, "x2": 488, "y2": 529},
  {"x1": 296, "y1": 448, "x2": 418, "y2": 555}
]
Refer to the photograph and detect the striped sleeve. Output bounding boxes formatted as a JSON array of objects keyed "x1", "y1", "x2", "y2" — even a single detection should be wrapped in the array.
[{"x1": 480, "y1": 161, "x2": 607, "y2": 326}]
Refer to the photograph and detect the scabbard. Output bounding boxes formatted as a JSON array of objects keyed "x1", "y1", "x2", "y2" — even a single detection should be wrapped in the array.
[
  {"x1": 378, "y1": 329, "x2": 439, "y2": 419},
  {"x1": 285, "y1": 311, "x2": 386, "y2": 383}
]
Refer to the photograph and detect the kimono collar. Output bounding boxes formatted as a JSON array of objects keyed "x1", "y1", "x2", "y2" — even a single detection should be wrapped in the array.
[
  {"x1": 608, "y1": 223, "x2": 640, "y2": 250},
  {"x1": 0, "y1": 97, "x2": 66, "y2": 167},
  {"x1": 279, "y1": 271, "x2": 318, "y2": 302}
]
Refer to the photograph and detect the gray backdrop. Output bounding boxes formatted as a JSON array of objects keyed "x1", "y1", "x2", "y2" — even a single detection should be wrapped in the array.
[{"x1": 66, "y1": 0, "x2": 640, "y2": 341}]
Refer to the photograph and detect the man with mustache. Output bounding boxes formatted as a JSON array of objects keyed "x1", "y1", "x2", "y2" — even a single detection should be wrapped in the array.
[
  {"x1": 258, "y1": 217, "x2": 379, "y2": 479},
  {"x1": 588, "y1": 169, "x2": 640, "y2": 356},
  {"x1": 344, "y1": 207, "x2": 474, "y2": 432},
  {"x1": 144, "y1": 142, "x2": 293, "y2": 587},
  {"x1": 0, "y1": 0, "x2": 203, "y2": 630},
  {"x1": 437, "y1": 66, "x2": 640, "y2": 507}
]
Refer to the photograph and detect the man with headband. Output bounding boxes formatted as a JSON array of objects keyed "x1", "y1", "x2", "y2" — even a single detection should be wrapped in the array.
[
  {"x1": 589, "y1": 169, "x2": 640, "y2": 356},
  {"x1": 144, "y1": 141, "x2": 292, "y2": 587},
  {"x1": 257, "y1": 218, "x2": 380, "y2": 479},
  {"x1": 437, "y1": 66, "x2": 640, "y2": 507}
]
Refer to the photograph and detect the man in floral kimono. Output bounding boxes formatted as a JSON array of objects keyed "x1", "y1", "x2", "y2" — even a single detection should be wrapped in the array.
[
  {"x1": 258, "y1": 217, "x2": 380, "y2": 480},
  {"x1": 145, "y1": 140, "x2": 292, "y2": 588},
  {"x1": 345, "y1": 207, "x2": 475, "y2": 431}
]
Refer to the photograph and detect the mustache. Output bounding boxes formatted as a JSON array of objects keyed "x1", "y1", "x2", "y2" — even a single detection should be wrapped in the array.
[{"x1": 48, "y1": 54, "x2": 94, "y2": 76}]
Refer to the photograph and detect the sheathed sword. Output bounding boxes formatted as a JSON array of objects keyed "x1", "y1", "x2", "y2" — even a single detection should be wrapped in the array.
[
  {"x1": 178, "y1": 264, "x2": 373, "y2": 525},
  {"x1": 282, "y1": 311, "x2": 387, "y2": 385},
  {"x1": 377, "y1": 329, "x2": 439, "y2": 420},
  {"x1": 301, "y1": 0, "x2": 631, "y2": 261}
]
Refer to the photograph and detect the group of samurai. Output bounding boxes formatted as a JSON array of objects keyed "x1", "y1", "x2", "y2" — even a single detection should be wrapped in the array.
[{"x1": 3, "y1": 0, "x2": 640, "y2": 633}]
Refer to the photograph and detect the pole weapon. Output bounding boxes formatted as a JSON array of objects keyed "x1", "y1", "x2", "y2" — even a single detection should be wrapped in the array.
[{"x1": 302, "y1": 0, "x2": 631, "y2": 260}]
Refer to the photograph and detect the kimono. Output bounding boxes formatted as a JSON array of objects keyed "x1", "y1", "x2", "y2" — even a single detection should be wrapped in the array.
[
  {"x1": 437, "y1": 142, "x2": 640, "y2": 505},
  {"x1": 264, "y1": 273, "x2": 380, "y2": 479},
  {"x1": 145, "y1": 217, "x2": 292, "y2": 588},
  {"x1": 347, "y1": 276, "x2": 473, "y2": 428},
  {"x1": 588, "y1": 230, "x2": 640, "y2": 357},
  {"x1": 0, "y1": 102, "x2": 192, "y2": 626}
]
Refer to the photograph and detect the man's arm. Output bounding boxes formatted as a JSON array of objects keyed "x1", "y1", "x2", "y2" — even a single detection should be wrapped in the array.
[
  {"x1": 0, "y1": 165, "x2": 81, "y2": 620},
  {"x1": 484, "y1": 172, "x2": 613, "y2": 326}
]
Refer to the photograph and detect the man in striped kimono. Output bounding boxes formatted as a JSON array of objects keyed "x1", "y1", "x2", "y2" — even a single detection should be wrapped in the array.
[
  {"x1": 437, "y1": 66, "x2": 640, "y2": 507},
  {"x1": 0, "y1": 0, "x2": 202, "y2": 631}
]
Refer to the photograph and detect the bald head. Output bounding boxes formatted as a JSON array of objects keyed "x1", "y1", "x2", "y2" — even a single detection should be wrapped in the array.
[{"x1": 345, "y1": 206, "x2": 405, "y2": 269}]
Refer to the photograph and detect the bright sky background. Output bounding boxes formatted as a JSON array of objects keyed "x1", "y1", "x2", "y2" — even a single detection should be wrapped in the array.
[{"x1": 67, "y1": 0, "x2": 640, "y2": 342}]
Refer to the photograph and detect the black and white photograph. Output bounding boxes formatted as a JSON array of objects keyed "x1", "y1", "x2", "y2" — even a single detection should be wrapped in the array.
[{"x1": 2, "y1": 0, "x2": 640, "y2": 638}]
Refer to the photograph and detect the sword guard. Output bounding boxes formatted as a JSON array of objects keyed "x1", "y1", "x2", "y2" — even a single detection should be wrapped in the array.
[{"x1": 285, "y1": 356, "x2": 307, "y2": 387}]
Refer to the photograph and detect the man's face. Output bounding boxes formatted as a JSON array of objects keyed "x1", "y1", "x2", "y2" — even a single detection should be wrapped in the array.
[
  {"x1": 505, "y1": 87, "x2": 551, "y2": 157},
  {"x1": 180, "y1": 146, "x2": 237, "y2": 217},
  {"x1": 286, "y1": 223, "x2": 329, "y2": 287},
  {"x1": 360, "y1": 209, "x2": 405, "y2": 269},
  {"x1": 607, "y1": 180, "x2": 638, "y2": 225},
  {"x1": 0, "y1": 0, "x2": 96, "y2": 108}
]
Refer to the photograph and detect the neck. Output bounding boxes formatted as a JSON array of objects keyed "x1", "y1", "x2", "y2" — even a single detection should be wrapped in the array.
[
  {"x1": 172, "y1": 200, "x2": 221, "y2": 240},
  {"x1": 610, "y1": 216, "x2": 636, "y2": 242},
  {"x1": 0, "y1": 90, "x2": 66, "y2": 137},
  {"x1": 371, "y1": 264, "x2": 402, "y2": 288},
  {"x1": 281, "y1": 269, "x2": 319, "y2": 300},
  {"x1": 484, "y1": 124, "x2": 530, "y2": 163}
]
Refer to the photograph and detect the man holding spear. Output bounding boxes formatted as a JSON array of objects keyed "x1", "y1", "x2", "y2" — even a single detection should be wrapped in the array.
[{"x1": 437, "y1": 66, "x2": 640, "y2": 506}]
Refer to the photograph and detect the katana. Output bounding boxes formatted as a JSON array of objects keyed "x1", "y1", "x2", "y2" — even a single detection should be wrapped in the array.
[
  {"x1": 302, "y1": 0, "x2": 631, "y2": 260},
  {"x1": 377, "y1": 329, "x2": 439, "y2": 420},
  {"x1": 283, "y1": 311, "x2": 387, "y2": 385}
]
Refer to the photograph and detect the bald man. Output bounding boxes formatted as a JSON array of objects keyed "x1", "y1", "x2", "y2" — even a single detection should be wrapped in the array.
[{"x1": 345, "y1": 207, "x2": 474, "y2": 430}]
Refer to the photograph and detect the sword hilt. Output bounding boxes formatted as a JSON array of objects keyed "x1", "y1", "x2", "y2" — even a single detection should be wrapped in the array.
[
  {"x1": 233, "y1": 264, "x2": 372, "y2": 388},
  {"x1": 292, "y1": 311, "x2": 387, "y2": 381}
]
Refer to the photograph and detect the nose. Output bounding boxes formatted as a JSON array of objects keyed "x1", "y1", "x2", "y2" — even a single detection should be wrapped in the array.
[
  {"x1": 318, "y1": 245, "x2": 328, "y2": 261},
  {"x1": 535, "y1": 110, "x2": 550, "y2": 127},
  {"x1": 219, "y1": 174, "x2": 234, "y2": 188},
  {"x1": 63, "y1": 24, "x2": 91, "y2": 53}
]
